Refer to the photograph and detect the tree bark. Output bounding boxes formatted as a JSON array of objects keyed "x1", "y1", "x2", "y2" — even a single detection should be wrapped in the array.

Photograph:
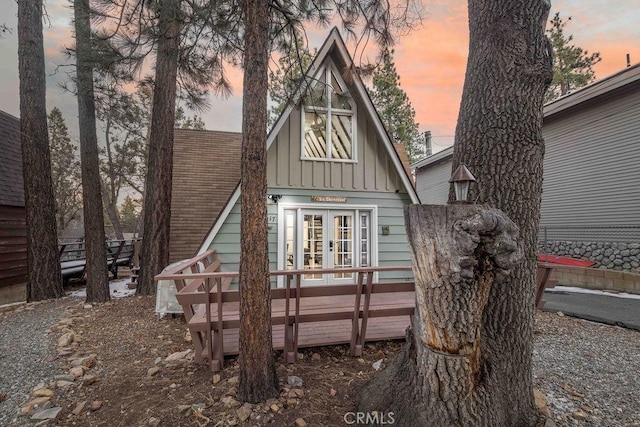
[
  {"x1": 74, "y1": 0, "x2": 110, "y2": 303},
  {"x1": 237, "y1": 0, "x2": 279, "y2": 403},
  {"x1": 359, "y1": 205, "x2": 522, "y2": 425},
  {"x1": 358, "y1": 1, "x2": 552, "y2": 425},
  {"x1": 136, "y1": 0, "x2": 181, "y2": 295},
  {"x1": 18, "y1": 0, "x2": 63, "y2": 302}
]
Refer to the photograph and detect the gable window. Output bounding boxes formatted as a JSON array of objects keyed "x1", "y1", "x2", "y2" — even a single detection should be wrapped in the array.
[{"x1": 302, "y1": 62, "x2": 356, "y2": 161}]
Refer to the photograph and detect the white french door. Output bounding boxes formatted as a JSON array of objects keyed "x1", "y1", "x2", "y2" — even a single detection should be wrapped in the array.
[{"x1": 281, "y1": 207, "x2": 373, "y2": 286}]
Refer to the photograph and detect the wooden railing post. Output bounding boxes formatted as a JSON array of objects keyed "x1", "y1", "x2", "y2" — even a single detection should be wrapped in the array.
[
  {"x1": 357, "y1": 272, "x2": 375, "y2": 352},
  {"x1": 350, "y1": 272, "x2": 365, "y2": 356},
  {"x1": 284, "y1": 274, "x2": 295, "y2": 363}
]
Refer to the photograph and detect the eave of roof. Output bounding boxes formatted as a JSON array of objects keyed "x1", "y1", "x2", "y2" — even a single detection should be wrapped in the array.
[
  {"x1": 411, "y1": 146, "x2": 454, "y2": 171},
  {"x1": 544, "y1": 62, "x2": 640, "y2": 119}
]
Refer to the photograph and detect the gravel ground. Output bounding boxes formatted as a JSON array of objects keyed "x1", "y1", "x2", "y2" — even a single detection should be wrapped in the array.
[
  {"x1": 0, "y1": 298, "x2": 76, "y2": 426},
  {"x1": 533, "y1": 312, "x2": 640, "y2": 426},
  {"x1": 0, "y1": 298, "x2": 638, "y2": 426}
]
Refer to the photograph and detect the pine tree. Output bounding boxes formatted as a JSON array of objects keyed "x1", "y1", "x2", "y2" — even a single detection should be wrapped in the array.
[
  {"x1": 370, "y1": 49, "x2": 422, "y2": 163},
  {"x1": 546, "y1": 13, "x2": 601, "y2": 102},
  {"x1": 48, "y1": 107, "x2": 82, "y2": 235}
]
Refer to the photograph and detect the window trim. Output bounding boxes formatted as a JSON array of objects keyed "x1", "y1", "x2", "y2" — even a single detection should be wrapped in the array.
[{"x1": 300, "y1": 60, "x2": 357, "y2": 163}]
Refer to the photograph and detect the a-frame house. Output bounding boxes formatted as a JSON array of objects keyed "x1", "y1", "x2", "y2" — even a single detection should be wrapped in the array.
[{"x1": 192, "y1": 28, "x2": 419, "y2": 286}]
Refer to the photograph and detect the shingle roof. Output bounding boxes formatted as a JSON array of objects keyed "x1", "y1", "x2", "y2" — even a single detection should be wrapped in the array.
[
  {"x1": 169, "y1": 129, "x2": 242, "y2": 263},
  {"x1": 0, "y1": 111, "x2": 24, "y2": 207}
]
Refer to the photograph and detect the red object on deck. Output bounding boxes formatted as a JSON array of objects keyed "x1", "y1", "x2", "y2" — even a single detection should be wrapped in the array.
[{"x1": 537, "y1": 254, "x2": 596, "y2": 267}]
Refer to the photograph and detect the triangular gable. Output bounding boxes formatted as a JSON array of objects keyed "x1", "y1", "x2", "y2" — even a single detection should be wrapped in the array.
[{"x1": 198, "y1": 28, "x2": 419, "y2": 254}]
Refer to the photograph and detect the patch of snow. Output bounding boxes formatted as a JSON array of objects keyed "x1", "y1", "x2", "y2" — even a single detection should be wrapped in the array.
[
  {"x1": 546, "y1": 286, "x2": 640, "y2": 300},
  {"x1": 68, "y1": 278, "x2": 135, "y2": 299}
]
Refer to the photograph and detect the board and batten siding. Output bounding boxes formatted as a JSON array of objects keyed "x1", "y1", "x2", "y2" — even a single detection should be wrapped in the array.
[
  {"x1": 540, "y1": 87, "x2": 640, "y2": 241},
  {"x1": 208, "y1": 189, "x2": 413, "y2": 285},
  {"x1": 267, "y1": 106, "x2": 407, "y2": 194},
  {"x1": 0, "y1": 205, "x2": 27, "y2": 303},
  {"x1": 415, "y1": 160, "x2": 451, "y2": 205}
]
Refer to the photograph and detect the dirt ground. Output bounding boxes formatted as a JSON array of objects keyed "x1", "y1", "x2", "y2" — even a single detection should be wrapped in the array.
[{"x1": 24, "y1": 295, "x2": 405, "y2": 427}]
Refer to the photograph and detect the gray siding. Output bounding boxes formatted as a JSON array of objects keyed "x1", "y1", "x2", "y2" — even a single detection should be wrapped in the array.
[
  {"x1": 416, "y1": 160, "x2": 451, "y2": 205},
  {"x1": 541, "y1": 88, "x2": 640, "y2": 241},
  {"x1": 267, "y1": 107, "x2": 407, "y2": 195},
  {"x1": 208, "y1": 189, "x2": 413, "y2": 283}
]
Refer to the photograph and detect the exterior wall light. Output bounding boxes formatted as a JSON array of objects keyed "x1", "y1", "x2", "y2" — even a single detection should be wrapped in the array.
[
  {"x1": 449, "y1": 164, "x2": 476, "y2": 204},
  {"x1": 267, "y1": 194, "x2": 282, "y2": 204}
]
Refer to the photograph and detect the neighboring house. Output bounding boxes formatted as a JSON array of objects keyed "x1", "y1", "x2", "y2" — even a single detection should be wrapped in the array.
[
  {"x1": 169, "y1": 129, "x2": 242, "y2": 263},
  {"x1": 412, "y1": 63, "x2": 640, "y2": 272},
  {"x1": 187, "y1": 28, "x2": 418, "y2": 286},
  {"x1": 0, "y1": 111, "x2": 27, "y2": 304}
]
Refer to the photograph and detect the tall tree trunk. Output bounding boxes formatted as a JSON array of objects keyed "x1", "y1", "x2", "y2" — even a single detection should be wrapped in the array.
[
  {"x1": 103, "y1": 117, "x2": 124, "y2": 240},
  {"x1": 238, "y1": 0, "x2": 278, "y2": 403},
  {"x1": 18, "y1": 0, "x2": 63, "y2": 302},
  {"x1": 136, "y1": 0, "x2": 181, "y2": 295},
  {"x1": 358, "y1": 1, "x2": 552, "y2": 425},
  {"x1": 74, "y1": 0, "x2": 110, "y2": 303}
]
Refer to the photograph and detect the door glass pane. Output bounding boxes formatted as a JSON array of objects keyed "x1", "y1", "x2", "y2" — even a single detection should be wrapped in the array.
[
  {"x1": 285, "y1": 210, "x2": 295, "y2": 270},
  {"x1": 303, "y1": 214, "x2": 323, "y2": 279},
  {"x1": 333, "y1": 215, "x2": 353, "y2": 279},
  {"x1": 361, "y1": 213, "x2": 370, "y2": 267}
]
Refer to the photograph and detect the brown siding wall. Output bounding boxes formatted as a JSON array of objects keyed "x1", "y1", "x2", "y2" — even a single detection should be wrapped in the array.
[
  {"x1": 0, "y1": 205, "x2": 27, "y2": 303},
  {"x1": 169, "y1": 129, "x2": 242, "y2": 263}
]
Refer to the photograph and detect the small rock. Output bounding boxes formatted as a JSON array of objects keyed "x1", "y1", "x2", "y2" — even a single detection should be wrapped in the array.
[
  {"x1": 184, "y1": 332, "x2": 192, "y2": 343},
  {"x1": 90, "y1": 400, "x2": 102, "y2": 411},
  {"x1": 287, "y1": 375, "x2": 303, "y2": 387},
  {"x1": 54, "y1": 374, "x2": 75, "y2": 382},
  {"x1": 32, "y1": 388, "x2": 54, "y2": 398},
  {"x1": 533, "y1": 389, "x2": 547, "y2": 409},
  {"x1": 227, "y1": 376, "x2": 239, "y2": 385},
  {"x1": 212, "y1": 374, "x2": 221, "y2": 384},
  {"x1": 227, "y1": 418, "x2": 238, "y2": 426},
  {"x1": 557, "y1": 311, "x2": 564, "y2": 317},
  {"x1": 83, "y1": 304, "x2": 93, "y2": 309},
  {"x1": 372, "y1": 359, "x2": 383, "y2": 371},
  {"x1": 72, "y1": 401, "x2": 86, "y2": 416},
  {"x1": 544, "y1": 418, "x2": 556, "y2": 427},
  {"x1": 178, "y1": 404, "x2": 191, "y2": 414},
  {"x1": 154, "y1": 357, "x2": 162, "y2": 365},
  {"x1": 70, "y1": 366, "x2": 84, "y2": 378},
  {"x1": 330, "y1": 388, "x2": 337, "y2": 396},
  {"x1": 148, "y1": 417, "x2": 161, "y2": 427},
  {"x1": 56, "y1": 380, "x2": 74, "y2": 388},
  {"x1": 286, "y1": 398, "x2": 299, "y2": 408},
  {"x1": 571, "y1": 412, "x2": 587, "y2": 420},
  {"x1": 270, "y1": 404, "x2": 281, "y2": 413},
  {"x1": 311, "y1": 353, "x2": 321, "y2": 361},
  {"x1": 236, "y1": 403, "x2": 253, "y2": 422},
  {"x1": 295, "y1": 417, "x2": 308, "y2": 427},
  {"x1": 289, "y1": 389, "x2": 304, "y2": 398},
  {"x1": 148, "y1": 367, "x2": 161, "y2": 377},
  {"x1": 71, "y1": 355, "x2": 97, "y2": 368},
  {"x1": 82, "y1": 374, "x2": 98, "y2": 386},
  {"x1": 226, "y1": 387, "x2": 237, "y2": 396},
  {"x1": 221, "y1": 396, "x2": 241, "y2": 408},
  {"x1": 20, "y1": 397, "x2": 51, "y2": 414},
  {"x1": 165, "y1": 349, "x2": 192, "y2": 362},
  {"x1": 31, "y1": 407, "x2": 62, "y2": 420},
  {"x1": 57, "y1": 332, "x2": 75, "y2": 347},
  {"x1": 57, "y1": 348, "x2": 73, "y2": 357},
  {"x1": 296, "y1": 352, "x2": 304, "y2": 360}
]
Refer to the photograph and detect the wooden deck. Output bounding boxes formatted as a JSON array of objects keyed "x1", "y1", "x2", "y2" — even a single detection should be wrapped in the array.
[
  {"x1": 200, "y1": 291, "x2": 414, "y2": 356},
  {"x1": 156, "y1": 250, "x2": 555, "y2": 371}
]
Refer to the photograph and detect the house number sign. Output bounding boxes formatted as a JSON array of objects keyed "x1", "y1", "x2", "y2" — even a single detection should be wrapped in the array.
[{"x1": 311, "y1": 196, "x2": 348, "y2": 203}]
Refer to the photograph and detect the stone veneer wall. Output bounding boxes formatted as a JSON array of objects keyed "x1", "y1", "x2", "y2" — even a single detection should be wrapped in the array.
[
  {"x1": 539, "y1": 241, "x2": 640, "y2": 272},
  {"x1": 550, "y1": 266, "x2": 640, "y2": 295}
]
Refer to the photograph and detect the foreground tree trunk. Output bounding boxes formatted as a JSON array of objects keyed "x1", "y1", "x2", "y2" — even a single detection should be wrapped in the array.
[
  {"x1": 237, "y1": 0, "x2": 278, "y2": 403},
  {"x1": 358, "y1": 1, "x2": 552, "y2": 425},
  {"x1": 74, "y1": 0, "x2": 110, "y2": 303},
  {"x1": 18, "y1": 0, "x2": 63, "y2": 302},
  {"x1": 136, "y1": 0, "x2": 181, "y2": 295}
]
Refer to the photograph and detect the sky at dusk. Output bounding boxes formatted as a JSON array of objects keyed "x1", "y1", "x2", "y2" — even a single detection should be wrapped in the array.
[{"x1": 0, "y1": 0, "x2": 639, "y2": 153}]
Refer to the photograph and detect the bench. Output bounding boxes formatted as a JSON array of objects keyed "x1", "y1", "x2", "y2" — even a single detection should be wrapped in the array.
[{"x1": 59, "y1": 239, "x2": 141, "y2": 284}]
